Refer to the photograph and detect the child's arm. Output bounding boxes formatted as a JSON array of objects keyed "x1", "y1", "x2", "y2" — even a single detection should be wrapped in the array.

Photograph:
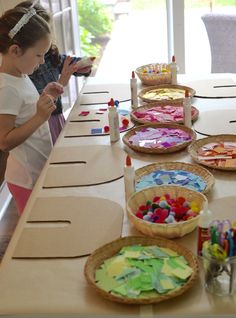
[{"x1": 0, "y1": 93, "x2": 55, "y2": 152}]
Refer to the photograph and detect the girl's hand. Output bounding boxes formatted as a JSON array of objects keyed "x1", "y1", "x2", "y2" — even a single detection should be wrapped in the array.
[
  {"x1": 43, "y1": 82, "x2": 64, "y2": 99},
  {"x1": 58, "y1": 56, "x2": 78, "y2": 87},
  {"x1": 36, "y1": 93, "x2": 56, "y2": 121}
]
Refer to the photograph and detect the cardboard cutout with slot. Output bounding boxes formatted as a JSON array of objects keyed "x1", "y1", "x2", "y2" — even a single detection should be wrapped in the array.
[
  {"x1": 194, "y1": 109, "x2": 236, "y2": 136},
  {"x1": 43, "y1": 145, "x2": 126, "y2": 188},
  {"x1": 65, "y1": 109, "x2": 133, "y2": 137},
  {"x1": 13, "y1": 196, "x2": 124, "y2": 258},
  {"x1": 80, "y1": 83, "x2": 130, "y2": 105},
  {"x1": 186, "y1": 78, "x2": 236, "y2": 98}
]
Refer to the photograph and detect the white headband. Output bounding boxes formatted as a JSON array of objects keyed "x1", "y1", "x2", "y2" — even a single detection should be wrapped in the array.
[{"x1": 8, "y1": 6, "x2": 37, "y2": 39}]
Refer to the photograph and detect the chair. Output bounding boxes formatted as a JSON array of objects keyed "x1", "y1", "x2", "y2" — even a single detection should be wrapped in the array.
[{"x1": 201, "y1": 13, "x2": 236, "y2": 73}]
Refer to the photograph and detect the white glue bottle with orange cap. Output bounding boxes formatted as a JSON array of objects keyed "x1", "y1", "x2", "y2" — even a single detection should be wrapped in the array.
[
  {"x1": 108, "y1": 98, "x2": 120, "y2": 142},
  {"x1": 124, "y1": 155, "x2": 135, "y2": 202},
  {"x1": 197, "y1": 201, "x2": 212, "y2": 256},
  {"x1": 183, "y1": 89, "x2": 192, "y2": 128},
  {"x1": 130, "y1": 71, "x2": 138, "y2": 109},
  {"x1": 170, "y1": 55, "x2": 178, "y2": 85}
]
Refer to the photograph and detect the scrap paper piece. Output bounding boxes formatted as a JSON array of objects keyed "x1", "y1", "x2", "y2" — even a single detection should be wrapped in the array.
[
  {"x1": 136, "y1": 169, "x2": 206, "y2": 192},
  {"x1": 91, "y1": 128, "x2": 103, "y2": 134},
  {"x1": 78, "y1": 111, "x2": 90, "y2": 116},
  {"x1": 142, "y1": 88, "x2": 185, "y2": 101},
  {"x1": 133, "y1": 105, "x2": 196, "y2": 123},
  {"x1": 95, "y1": 245, "x2": 193, "y2": 299},
  {"x1": 197, "y1": 141, "x2": 236, "y2": 168},
  {"x1": 128, "y1": 127, "x2": 192, "y2": 149}
]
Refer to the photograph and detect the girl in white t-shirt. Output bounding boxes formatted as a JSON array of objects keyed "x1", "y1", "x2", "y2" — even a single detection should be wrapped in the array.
[{"x1": 0, "y1": 3, "x2": 63, "y2": 214}]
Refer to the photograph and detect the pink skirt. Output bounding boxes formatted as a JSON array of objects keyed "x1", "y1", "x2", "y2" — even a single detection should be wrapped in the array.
[
  {"x1": 7, "y1": 182, "x2": 32, "y2": 215},
  {"x1": 48, "y1": 113, "x2": 66, "y2": 145}
]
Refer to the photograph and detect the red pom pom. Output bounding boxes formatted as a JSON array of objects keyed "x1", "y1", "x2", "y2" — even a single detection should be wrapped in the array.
[
  {"x1": 122, "y1": 118, "x2": 129, "y2": 127},
  {"x1": 176, "y1": 196, "x2": 186, "y2": 205},
  {"x1": 153, "y1": 196, "x2": 160, "y2": 202},
  {"x1": 104, "y1": 125, "x2": 109, "y2": 133},
  {"x1": 135, "y1": 211, "x2": 143, "y2": 219}
]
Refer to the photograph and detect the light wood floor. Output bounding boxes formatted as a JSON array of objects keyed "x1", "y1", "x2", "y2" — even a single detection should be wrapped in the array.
[{"x1": 0, "y1": 199, "x2": 19, "y2": 260}]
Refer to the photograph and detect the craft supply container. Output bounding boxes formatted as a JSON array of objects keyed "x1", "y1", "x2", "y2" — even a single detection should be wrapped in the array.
[
  {"x1": 203, "y1": 255, "x2": 236, "y2": 296},
  {"x1": 126, "y1": 185, "x2": 207, "y2": 239}
]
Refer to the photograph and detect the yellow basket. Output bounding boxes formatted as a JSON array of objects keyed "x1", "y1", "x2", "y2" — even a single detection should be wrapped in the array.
[
  {"x1": 126, "y1": 185, "x2": 208, "y2": 239},
  {"x1": 136, "y1": 63, "x2": 172, "y2": 86}
]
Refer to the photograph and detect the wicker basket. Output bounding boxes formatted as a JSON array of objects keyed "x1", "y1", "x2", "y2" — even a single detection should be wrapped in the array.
[
  {"x1": 122, "y1": 123, "x2": 196, "y2": 154},
  {"x1": 188, "y1": 134, "x2": 236, "y2": 171},
  {"x1": 130, "y1": 101, "x2": 199, "y2": 124},
  {"x1": 135, "y1": 161, "x2": 215, "y2": 194},
  {"x1": 135, "y1": 63, "x2": 172, "y2": 86},
  {"x1": 84, "y1": 235, "x2": 199, "y2": 305},
  {"x1": 126, "y1": 185, "x2": 207, "y2": 239},
  {"x1": 138, "y1": 84, "x2": 196, "y2": 104}
]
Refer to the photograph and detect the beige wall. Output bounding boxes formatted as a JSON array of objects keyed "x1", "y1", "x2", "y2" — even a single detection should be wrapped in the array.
[{"x1": 0, "y1": 0, "x2": 22, "y2": 14}]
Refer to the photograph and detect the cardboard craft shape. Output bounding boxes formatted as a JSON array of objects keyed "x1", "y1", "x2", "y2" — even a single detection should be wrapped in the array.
[
  {"x1": 194, "y1": 109, "x2": 236, "y2": 136},
  {"x1": 13, "y1": 196, "x2": 124, "y2": 258},
  {"x1": 80, "y1": 83, "x2": 130, "y2": 105},
  {"x1": 65, "y1": 109, "x2": 133, "y2": 137},
  {"x1": 186, "y1": 78, "x2": 236, "y2": 98},
  {"x1": 43, "y1": 145, "x2": 126, "y2": 188}
]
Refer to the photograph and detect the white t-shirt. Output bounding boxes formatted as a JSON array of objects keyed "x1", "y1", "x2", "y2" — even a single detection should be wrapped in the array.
[{"x1": 0, "y1": 73, "x2": 52, "y2": 189}]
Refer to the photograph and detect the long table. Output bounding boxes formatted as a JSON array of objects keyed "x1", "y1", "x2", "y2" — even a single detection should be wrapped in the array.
[{"x1": 0, "y1": 74, "x2": 236, "y2": 317}]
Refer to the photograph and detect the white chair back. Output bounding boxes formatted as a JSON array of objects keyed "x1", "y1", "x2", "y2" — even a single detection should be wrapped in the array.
[{"x1": 201, "y1": 13, "x2": 236, "y2": 73}]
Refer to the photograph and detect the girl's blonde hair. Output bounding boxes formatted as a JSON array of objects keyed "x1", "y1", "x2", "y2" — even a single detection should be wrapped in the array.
[{"x1": 0, "y1": 5, "x2": 50, "y2": 54}]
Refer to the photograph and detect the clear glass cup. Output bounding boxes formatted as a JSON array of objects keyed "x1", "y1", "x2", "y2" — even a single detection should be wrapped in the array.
[{"x1": 203, "y1": 256, "x2": 236, "y2": 296}]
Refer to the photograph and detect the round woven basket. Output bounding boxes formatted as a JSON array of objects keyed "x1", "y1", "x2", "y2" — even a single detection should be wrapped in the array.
[
  {"x1": 130, "y1": 101, "x2": 199, "y2": 124},
  {"x1": 122, "y1": 123, "x2": 196, "y2": 154},
  {"x1": 138, "y1": 84, "x2": 196, "y2": 104},
  {"x1": 188, "y1": 134, "x2": 236, "y2": 171},
  {"x1": 135, "y1": 63, "x2": 171, "y2": 86},
  {"x1": 135, "y1": 161, "x2": 215, "y2": 194},
  {"x1": 126, "y1": 185, "x2": 208, "y2": 239},
  {"x1": 84, "y1": 235, "x2": 199, "y2": 305}
]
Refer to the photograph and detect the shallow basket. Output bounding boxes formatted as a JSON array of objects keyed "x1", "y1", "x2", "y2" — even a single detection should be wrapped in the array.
[
  {"x1": 188, "y1": 134, "x2": 236, "y2": 171},
  {"x1": 138, "y1": 84, "x2": 196, "y2": 104},
  {"x1": 122, "y1": 123, "x2": 196, "y2": 154},
  {"x1": 126, "y1": 185, "x2": 208, "y2": 239},
  {"x1": 130, "y1": 100, "x2": 199, "y2": 124},
  {"x1": 84, "y1": 235, "x2": 199, "y2": 305},
  {"x1": 135, "y1": 63, "x2": 172, "y2": 86},
  {"x1": 135, "y1": 161, "x2": 215, "y2": 194}
]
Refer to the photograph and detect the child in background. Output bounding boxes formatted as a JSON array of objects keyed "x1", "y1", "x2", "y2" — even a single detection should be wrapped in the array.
[
  {"x1": 16, "y1": 1, "x2": 93, "y2": 144},
  {"x1": 0, "y1": 4, "x2": 63, "y2": 214}
]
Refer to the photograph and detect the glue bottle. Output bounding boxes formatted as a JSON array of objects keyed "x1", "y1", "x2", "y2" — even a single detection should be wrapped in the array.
[
  {"x1": 170, "y1": 55, "x2": 178, "y2": 85},
  {"x1": 108, "y1": 98, "x2": 120, "y2": 142},
  {"x1": 197, "y1": 201, "x2": 212, "y2": 257},
  {"x1": 130, "y1": 71, "x2": 138, "y2": 108},
  {"x1": 124, "y1": 155, "x2": 135, "y2": 202},
  {"x1": 183, "y1": 89, "x2": 192, "y2": 128}
]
